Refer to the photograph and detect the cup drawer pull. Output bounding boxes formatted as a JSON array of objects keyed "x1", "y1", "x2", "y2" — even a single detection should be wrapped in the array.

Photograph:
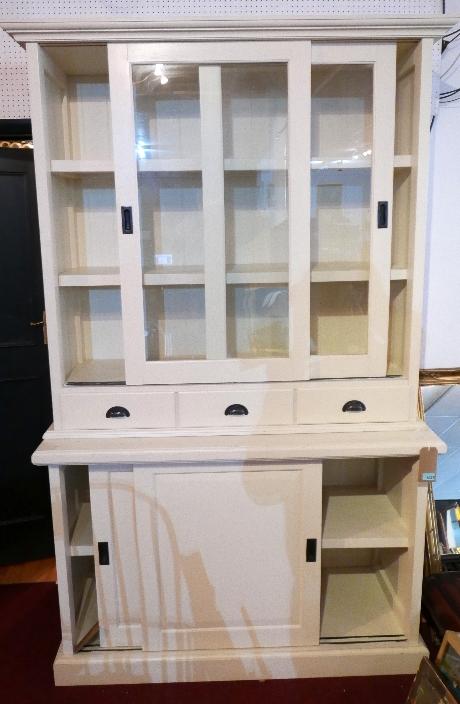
[
  {"x1": 342, "y1": 400, "x2": 366, "y2": 413},
  {"x1": 106, "y1": 406, "x2": 130, "y2": 419},
  {"x1": 225, "y1": 403, "x2": 249, "y2": 416}
]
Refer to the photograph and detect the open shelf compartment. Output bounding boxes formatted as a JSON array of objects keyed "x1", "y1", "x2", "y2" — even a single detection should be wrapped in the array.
[{"x1": 320, "y1": 551, "x2": 407, "y2": 644}]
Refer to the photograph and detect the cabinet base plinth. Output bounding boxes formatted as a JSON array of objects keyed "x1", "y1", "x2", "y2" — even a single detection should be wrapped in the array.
[{"x1": 53, "y1": 639, "x2": 427, "y2": 686}]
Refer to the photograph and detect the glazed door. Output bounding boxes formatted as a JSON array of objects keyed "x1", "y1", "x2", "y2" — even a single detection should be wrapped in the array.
[
  {"x1": 134, "y1": 464, "x2": 322, "y2": 651},
  {"x1": 109, "y1": 42, "x2": 310, "y2": 385},
  {"x1": 309, "y1": 44, "x2": 396, "y2": 379}
]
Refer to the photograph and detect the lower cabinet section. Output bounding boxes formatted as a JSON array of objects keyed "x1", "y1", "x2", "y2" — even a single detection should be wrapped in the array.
[{"x1": 48, "y1": 450, "x2": 427, "y2": 683}]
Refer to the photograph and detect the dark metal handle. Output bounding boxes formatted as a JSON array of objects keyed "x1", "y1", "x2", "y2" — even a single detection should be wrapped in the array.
[
  {"x1": 377, "y1": 201, "x2": 388, "y2": 229},
  {"x1": 121, "y1": 206, "x2": 133, "y2": 234},
  {"x1": 106, "y1": 406, "x2": 130, "y2": 419},
  {"x1": 225, "y1": 403, "x2": 249, "y2": 416},
  {"x1": 342, "y1": 400, "x2": 366, "y2": 413},
  {"x1": 98, "y1": 542, "x2": 110, "y2": 566},
  {"x1": 306, "y1": 539, "x2": 317, "y2": 563}
]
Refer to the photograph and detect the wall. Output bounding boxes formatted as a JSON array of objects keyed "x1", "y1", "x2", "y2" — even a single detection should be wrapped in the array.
[{"x1": 422, "y1": 0, "x2": 460, "y2": 368}]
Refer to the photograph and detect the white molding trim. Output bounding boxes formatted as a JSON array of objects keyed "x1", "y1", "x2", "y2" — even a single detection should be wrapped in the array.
[{"x1": 2, "y1": 16, "x2": 458, "y2": 44}]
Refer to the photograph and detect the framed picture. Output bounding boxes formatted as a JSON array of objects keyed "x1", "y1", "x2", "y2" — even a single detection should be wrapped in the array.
[
  {"x1": 436, "y1": 631, "x2": 460, "y2": 700},
  {"x1": 406, "y1": 657, "x2": 457, "y2": 704}
]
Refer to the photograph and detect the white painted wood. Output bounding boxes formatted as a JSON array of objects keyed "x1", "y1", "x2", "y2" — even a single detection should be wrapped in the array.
[
  {"x1": 296, "y1": 384, "x2": 411, "y2": 424},
  {"x1": 48, "y1": 466, "x2": 77, "y2": 654},
  {"x1": 394, "y1": 155, "x2": 413, "y2": 168},
  {"x1": 310, "y1": 43, "x2": 396, "y2": 379},
  {"x1": 70, "y1": 502, "x2": 93, "y2": 556},
  {"x1": 177, "y1": 388, "x2": 294, "y2": 428},
  {"x1": 108, "y1": 43, "x2": 145, "y2": 386},
  {"x1": 404, "y1": 39, "x2": 433, "y2": 417},
  {"x1": 143, "y1": 267, "x2": 204, "y2": 286},
  {"x1": 200, "y1": 65, "x2": 226, "y2": 360},
  {"x1": 65, "y1": 359, "x2": 125, "y2": 385},
  {"x1": 61, "y1": 388, "x2": 175, "y2": 430},
  {"x1": 138, "y1": 158, "x2": 201, "y2": 172},
  {"x1": 27, "y1": 44, "x2": 67, "y2": 426},
  {"x1": 59, "y1": 267, "x2": 120, "y2": 287},
  {"x1": 320, "y1": 568, "x2": 404, "y2": 641},
  {"x1": 135, "y1": 464, "x2": 322, "y2": 651},
  {"x1": 51, "y1": 160, "x2": 114, "y2": 174},
  {"x1": 89, "y1": 467, "x2": 142, "y2": 648},
  {"x1": 226, "y1": 265, "x2": 288, "y2": 285},
  {"x1": 113, "y1": 41, "x2": 309, "y2": 384},
  {"x1": 5, "y1": 17, "x2": 454, "y2": 45},
  {"x1": 310, "y1": 264, "x2": 408, "y2": 283},
  {"x1": 52, "y1": 638, "x2": 430, "y2": 686},
  {"x1": 31, "y1": 425, "x2": 446, "y2": 466},
  {"x1": 322, "y1": 488, "x2": 408, "y2": 549}
]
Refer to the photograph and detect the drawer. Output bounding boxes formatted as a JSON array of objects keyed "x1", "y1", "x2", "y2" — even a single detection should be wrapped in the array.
[
  {"x1": 60, "y1": 391, "x2": 175, "y2": 430},
  {"x1": 178, "y1": 389, "x2": 294, "y2": 428},
  {"x1": 296, "y1": 386, "x2": 411, "y2": 424}
]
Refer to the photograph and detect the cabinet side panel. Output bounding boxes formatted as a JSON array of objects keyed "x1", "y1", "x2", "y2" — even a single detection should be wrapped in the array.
[
  {"x1": 27, "y1": 43, "x2": 66, "y2": 426},
  {"x1": 48, "y1": 466, "x2": 76, "y2": 654}
]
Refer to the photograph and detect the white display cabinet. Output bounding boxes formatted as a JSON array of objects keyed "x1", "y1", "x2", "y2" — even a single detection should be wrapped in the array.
[{"x1": 2, "y1": 13, "x2": 454, "y2": 687}]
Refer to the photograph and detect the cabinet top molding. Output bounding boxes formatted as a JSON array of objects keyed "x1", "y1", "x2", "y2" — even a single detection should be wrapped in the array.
[{"x1": 2, "y1": 15, "x2": 458, "y2": 44}]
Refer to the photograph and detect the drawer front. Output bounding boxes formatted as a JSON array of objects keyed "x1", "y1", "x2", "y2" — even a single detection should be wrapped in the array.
[
  {"x1": 178, "y1": 390, "x2": 294, "y2": 428},
  {"x1": 61, "y1": 391, "x2": 175, "y2": 430},
  {"x1": 296, "y1": 386, "x2": 411, "y2": 424}
]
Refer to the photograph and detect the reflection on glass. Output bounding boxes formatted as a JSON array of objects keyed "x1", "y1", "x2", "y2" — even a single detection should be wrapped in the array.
[
  {"x1": 311, "y1": 169, "x2": 371, "y2": 269},
  {"x1": 227, "y1": 285, "x2": 288, "y2": 358},
  {"x1": 310, "y1": 64, "x2": 373, "y2": 357},
  {"x1": 144, "y1": 286, "x2": 205, "y2": 361},
  {"x1": 138, "y1": 172, "x2": 203, "y2": 271},
  {"x1": 311, "y1": 65, "x2": 373, "y2": 167},
  {"x1": 133, "y1": 64, "x2": 201, "y2": 160},
  {"x1": 225, "y1": 170, "x2": 288, "y2": 271},
  {"x1": 310, "y1": 282, "x2": 368, "y2": 356},
  {"x1": 222, "y1": 64, "x2": 287, "y2": 162}
]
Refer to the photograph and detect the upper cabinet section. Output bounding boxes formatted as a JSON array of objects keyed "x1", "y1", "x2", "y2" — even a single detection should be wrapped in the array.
[{"x1": 23, "y1": 26, "x2": 433, "y2": 396}]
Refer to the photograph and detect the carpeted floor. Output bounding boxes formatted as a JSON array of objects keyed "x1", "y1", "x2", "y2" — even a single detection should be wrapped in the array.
[{"x1": 0, "y1": 582, "x2": 415, "y2": 703}]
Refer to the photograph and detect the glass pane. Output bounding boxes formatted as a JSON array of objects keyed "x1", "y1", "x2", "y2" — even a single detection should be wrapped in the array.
[
  {"x1": 144, "y1": 286, "x2": 205, "y2": 361},
  {"x1": 311, "y1": 64, "x2": 373, "y2": 357},
  {"x1": 133, "y1": 64, "x2": 200, "y2": 160},
  {"x1": 310, "y1": 282, "x2": 368, "y2": 356},
  {"x1": 133, "y1": 64, "x2": 205, "y2": 362},
  {"x1": 227, "y1": 285, "x2": 288, "y2": 359},
  {"x1": 222, "y1": 64, "x2": 289, "y2": 358}
]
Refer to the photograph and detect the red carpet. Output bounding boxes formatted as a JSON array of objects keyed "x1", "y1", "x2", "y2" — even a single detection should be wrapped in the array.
[{"x1": 0, "y1": 583, "x2": 415, "y2": 703}]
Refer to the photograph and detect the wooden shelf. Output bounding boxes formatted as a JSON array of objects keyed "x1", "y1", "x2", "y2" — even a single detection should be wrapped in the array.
[
  {"x1": 224, "y1": 158, "x2": 286, "y2": 171},
  {"x1": 138, "y1": 158, "x2": 201, "y2": 173},
  {"x1": 59, "y1": 267, "x2": 120, "y2": 287},
  {"x1": 310, "y1": 155, "x2": 412, "y2": 170},
  {"x1": 394, "y1": 155, "x2": 413, "y2": 168},
  {"x1": 320, "y1": 568, "x2": 405, "y2": 643},
  {"x1": 51, "y1": 160, "x2": 114, "y2": 175},
  {"x1": 70, "y1": 503, "x2": 93, "y2": 557},
  {"x1": 311, "y1": 156, "x2": 371, "y2": 170},
  {"x1": 311, "y1": 263, "x2": 408, "y2": 282},
  {"x1": 66, "y1": 359, "x2": 125, "y2": 385},
  {"x1": 322, "y1": 487, "x2": 408, "y2": 549},
  {"x1": 226, "y1": 264, "x2": 288, "y2": 285},
  {"x1": 143, "y1": 266, "x2": 204, "y2": 286}
]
